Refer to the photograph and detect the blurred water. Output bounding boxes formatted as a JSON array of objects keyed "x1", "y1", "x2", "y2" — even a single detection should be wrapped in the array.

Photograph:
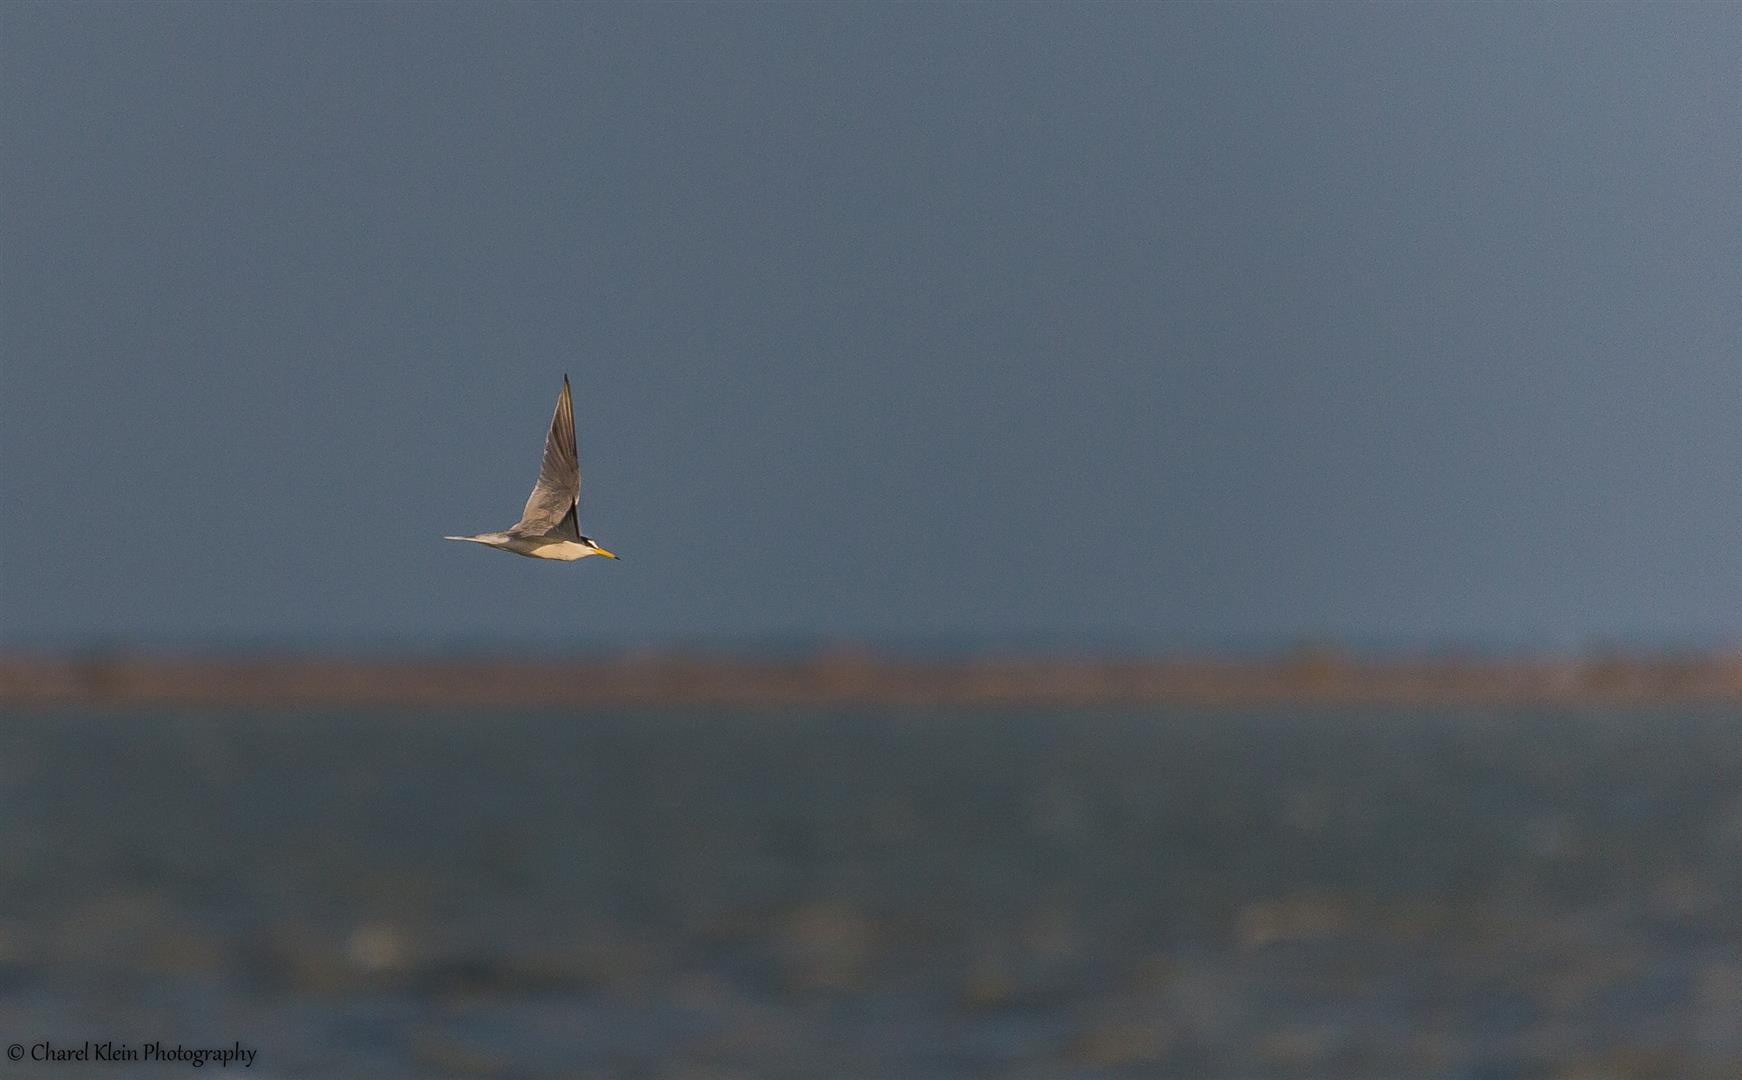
[{"x1": 1, "y1": 706, "x2": 1740, "y2": 1077}]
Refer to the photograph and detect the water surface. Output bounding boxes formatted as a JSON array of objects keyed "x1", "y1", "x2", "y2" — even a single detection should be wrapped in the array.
[{"x1": 1, "y1": 706, "x2": 1738, "y2": 1077}]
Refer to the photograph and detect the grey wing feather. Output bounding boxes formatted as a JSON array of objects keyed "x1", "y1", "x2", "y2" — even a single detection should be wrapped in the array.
[{"x1": 511, "y1": 377, "x2": 580, "y2": 537}]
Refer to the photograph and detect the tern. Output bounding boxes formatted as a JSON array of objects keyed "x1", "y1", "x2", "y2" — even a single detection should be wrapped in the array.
[{"x1": 445, "y1": 376, "x2": 619, "y2": 561}]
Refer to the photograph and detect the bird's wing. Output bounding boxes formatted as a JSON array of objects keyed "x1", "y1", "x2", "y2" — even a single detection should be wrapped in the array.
[{"x1": 511, "y1": 376, "x2": 580, "y2": 537}]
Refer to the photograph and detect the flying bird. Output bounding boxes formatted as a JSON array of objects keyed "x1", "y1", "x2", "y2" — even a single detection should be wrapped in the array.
[{"x1": 445, "y1": 376, "x2": 619, "y2": 561}]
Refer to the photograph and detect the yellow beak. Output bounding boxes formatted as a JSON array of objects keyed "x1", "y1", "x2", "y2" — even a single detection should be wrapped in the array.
[{"x1": 595, "y1": 546, "x2": 619, "y2": 559}]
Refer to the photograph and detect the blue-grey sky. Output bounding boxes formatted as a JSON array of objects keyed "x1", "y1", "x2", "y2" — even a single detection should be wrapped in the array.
[{"x1": 3, "y1": 2, "x2": 1739, "y2": 651}]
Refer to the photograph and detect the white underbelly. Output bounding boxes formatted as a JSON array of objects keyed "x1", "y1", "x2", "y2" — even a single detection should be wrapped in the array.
[{"x1": 521, "y1": 539, "x2": 595, "y2": 561}]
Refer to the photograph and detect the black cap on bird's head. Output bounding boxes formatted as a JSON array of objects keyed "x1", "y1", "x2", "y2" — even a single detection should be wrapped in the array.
[{"x1": 579, "y1": 535, "x2": 619, "y2": 559}]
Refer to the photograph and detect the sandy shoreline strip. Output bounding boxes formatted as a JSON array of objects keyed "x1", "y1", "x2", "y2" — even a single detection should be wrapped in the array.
[{"x1": 6, "y1": 650, "x2": 1742, "y2": 709}]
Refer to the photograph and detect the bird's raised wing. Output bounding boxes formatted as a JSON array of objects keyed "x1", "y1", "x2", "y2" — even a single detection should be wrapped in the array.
[{"x1": 511, "y1": 376, "x2": 580, "y2": 537}]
